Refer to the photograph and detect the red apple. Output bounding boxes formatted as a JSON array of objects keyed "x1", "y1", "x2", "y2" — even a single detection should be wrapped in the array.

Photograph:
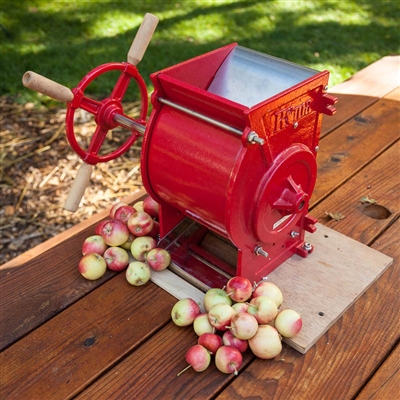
[
  {"x1": 130, "y1": 236, "x2": 157, "y2": 261},
  {"x1": 226, "y1": 276, "x2": 253, "y2": 302},
  {"x1": 114, "y1": 205, "x2": 136, "y2": 224},
  {"x1": 215, "y1": 346, "x2": 243, "y2": 375},
  {"x1": 177, "y1": 344, "x2": 211, "y2": 376},
  {"x1": 274, "y1": 309, "x2": 303, "y2": 338},
  {"x1": 103, "y1": 246, "x2": 129, "y2": 271},
  {"x1": 109, "y1": 202, "x2": 127, "y2": 218},
  {"x1": 127, "y1": 211, "x2": 154, "y2": 236},
  {"x1": 171, "y1": 298, "x2": 200, "y2": 327},
  {"x1": 94, "y1": 219, "x2": 109, "y2": 235},
  {"x1": 146, "y1": 248, "x2": 171, "y2": 271},
  {"x1": 78, "y1": 253, "x2": 107, "y2": 280},
  {"x1": 100, "y1": 219, "x2": 129, "y2": 247},
  {"x1": 193, "y1": 313, "x2": 214, "y2": 336},
  {"x1": 198, "y1": 333, "x2": 223, "y2": 355},
  {"x1": 143, "y1": 195, "x2": 160, "y2": 219},
  {"x1": 203, "y1": 288, "x2": 232, "y2": 312},
  {"x1": 81, "y1": 235, "x2": 108, "y2": 256},
  {"x1": 228, "y1": 312, "x2": 258, "y2": 340},
  {"x1": 207, "y1": 303, "x2": 235, "y2": 331},
  {"x1": 148, "y1": 220, "x2": 160, "y2": 238},
  {"x1": 247, "y1": 295, "x2": 278, "y2": 324},
  {"x1": 222, "y1": 330, "x2": 249, "y2": 353},
  {"x1": 252, "y1": 281, "x2": 283, "y2": 308},
  {"x1": 248, "y1": 325, "x2": 282, "y2": 359},
  {"x1": 125, "y1": 261, "x2": 151, "y2": 286}
]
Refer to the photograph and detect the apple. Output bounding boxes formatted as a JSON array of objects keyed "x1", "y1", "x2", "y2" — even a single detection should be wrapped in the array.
[
  {"x1": 78, "y1": 253, "x2": 107, "y2": 280},
  {"x1": 148, "y1": 220, "x2": 160, "y2": 238},
  {"x1": 247, "y1": 295, "x2": 278, "y2": 324},
  {"x1": 81, "y1": 235, "x2": 108, "y2": 256},
  {"x1": 109, "y1": 202, "x2": 127, "y2": 218},
  {"x1": 99, "y1": 219, "x2": 129, "y2": 247},
  {"x1": 207, "y1": 303, "x2": 235, "y2": 331},
  {"x1": 232, "y1": 302, "x2": 249, "y2": 313},
  {"x1": 103, "y1": 246, "x2": 129, "y2": 271},
  {"x1": 193, "y1": 313, "x2": 214, "y2": 336},
  {"x1": 274, "y1": 309, "x2": 303, "y2": 338},
  {"x1": 127, "y1": 211, "x2": 154, "y2": 236},
  {"x1": 146, "y1": 248, "x2": 171, "y2": 271},
  {"x1": 114, "y1": 205, "x2": 136, "y2": 224},
  {"x1": 133, "y1": 201, "x2": 144, "y2": 212},
  {"x1": 227, "y1": 312, "x2": 258, "y2": 340},
  {"x1": 215, "y1": 346, "x2": 243, "y2": 375},
  {"x1": 143, "y1": 195, "x2": 160, "y2": 219},
  {"x1": 120, "y1": 233, "x2": 135, "y2": 251},
  {"x1": 203, "y1": 288, "x2": 232, "y2": 312},
  {"x1": 198, "y1": 333, "x2": 223, "y2": 355},
  {"x1": 248, "y1": 325, "x2": 282, "y2": 359},
  {"x1": 130, "y1": 236, "x2": 157, "y2": 261},
  {"x1": 125, "y1": 261, "x2": 151, "y2": 286},
  {"x1": 177, "y1": 344, "x2": 211, "y2": 376},
  {"x1": 222, "y1": 330, "x2": 249, "y2": 353},
  {"x1": 226, "y1": 276, "x2": 253, "y2": 302},
  {"x1": 252, "y1": 281, "x2": 283, "y2": 308},
  {"x1": 94, "y1": 219, "x2": 109, "y2": 235},
  {"x1": 171, "y1": 298, "x2": 200, "y2": 327}
]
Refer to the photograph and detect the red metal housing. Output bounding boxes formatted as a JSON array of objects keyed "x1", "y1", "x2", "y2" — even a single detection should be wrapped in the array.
[{"x1": 141, "y1": 43, "x2": 336, "y2": 283}]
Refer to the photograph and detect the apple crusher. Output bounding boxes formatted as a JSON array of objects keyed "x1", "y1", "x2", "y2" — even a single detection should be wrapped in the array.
[{"x1": 22, "y1": 14, "x2": 337, "y2": 287}]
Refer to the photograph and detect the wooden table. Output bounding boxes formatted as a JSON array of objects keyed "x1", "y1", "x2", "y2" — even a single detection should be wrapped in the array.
[{"x1": 1, "y1": 56, "x2": 399, "y2": 399}]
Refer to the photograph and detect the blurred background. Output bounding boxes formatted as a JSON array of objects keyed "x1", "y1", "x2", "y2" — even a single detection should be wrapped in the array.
[{"x1": 1, "y1": 0, "x2": 399, "y2": 263}]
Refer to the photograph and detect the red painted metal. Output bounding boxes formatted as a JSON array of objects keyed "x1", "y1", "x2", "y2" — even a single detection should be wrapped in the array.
[
  {"x1": 65, "y1": 62, "x2": 148, "y2": 165},
  {"x1": 63, "y1": 43, "x2": 337, "y2": 284},
  {"x1": 141, "y1": 43, "x2": 337, "y2": 283}
]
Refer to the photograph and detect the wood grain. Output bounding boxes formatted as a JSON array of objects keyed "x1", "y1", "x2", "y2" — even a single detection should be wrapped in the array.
[
  {"x1": 313, "y1": 96, "x2": 400, "y2": 205},
  {"x1": 356, "y1": 343, "x2": 400, "y2": 400},
  {"x1": 0, "y1": 274, "x2": 176, "y2": 399}
]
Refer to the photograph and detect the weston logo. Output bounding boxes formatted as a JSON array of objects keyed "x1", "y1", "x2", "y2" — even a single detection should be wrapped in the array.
[{"x1": 270, "y1": 98, "x2": 312, "y2": 134}]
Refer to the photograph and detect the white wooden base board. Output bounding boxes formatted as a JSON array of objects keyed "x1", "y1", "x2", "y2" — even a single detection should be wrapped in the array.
[{"x1": 148, "y1": 223, "x2": 393, "y2": 354}]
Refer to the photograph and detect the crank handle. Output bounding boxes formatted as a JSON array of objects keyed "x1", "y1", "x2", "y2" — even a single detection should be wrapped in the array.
[
  {"x1": 22, "y1": 71, "x2": 74, "y2": 103},
  {"x1": 127, "y1": 13, "x2": 159, "y2": 66},
  {"x1": 63, "y1": 163, "x2": 93, "y2": 212}
]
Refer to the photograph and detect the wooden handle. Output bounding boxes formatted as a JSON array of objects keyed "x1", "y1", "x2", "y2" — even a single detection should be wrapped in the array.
[
  {"x1": 63, "y1": 163, "x2": 93, "y2": 212},
  {"x1": 127, "y1": 13, "x2": 159, "y2": 66},
  {"x1": 22, "y1": 71, "x2": 74, "y2": 102}
]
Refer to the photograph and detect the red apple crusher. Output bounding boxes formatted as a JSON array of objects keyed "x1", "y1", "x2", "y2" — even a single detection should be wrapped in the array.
[{"x1": 23, "y1": 14, "x2": 337, "y2": 288}]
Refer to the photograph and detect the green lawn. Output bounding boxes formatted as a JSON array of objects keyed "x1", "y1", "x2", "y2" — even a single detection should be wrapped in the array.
[{"x1": 1, "y1": 0, "x2": 399, "y2": 105}]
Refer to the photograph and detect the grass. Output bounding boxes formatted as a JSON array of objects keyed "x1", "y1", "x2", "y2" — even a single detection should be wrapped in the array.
[{"x1": 1, "y1": 0, "x2": 399, "y2": 105}]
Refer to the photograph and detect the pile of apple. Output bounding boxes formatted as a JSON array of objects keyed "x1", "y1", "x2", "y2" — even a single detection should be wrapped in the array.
[
  {"x1": 77, "y1": 196, "x2": 171, "y2": 285},
  {"x1": 171, "y1": 276, "x2": 302, "y2": 376}
]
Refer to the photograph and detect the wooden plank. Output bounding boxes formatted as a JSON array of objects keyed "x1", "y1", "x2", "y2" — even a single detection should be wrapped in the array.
[
  {"x1": 0, "y1": 274, "x2": 176, "y2": 399},
  {"x1": 321, "y1": 56, "x2": 400, "y2": 136},
  {"x1": 313, "y1": 95, "x2": 400, "y2": 205},
  {"x1": 215, "y1": 219, "x2": 399, "y2": 400},
  {"x1": 0, "y1": 191, "x2": 147, "y2": 351},
  {"x1": 330, "y1": 55, "x2": 400, "y2": 98},
  {"x1": 356, "y1": 343, "x2": 400, "y2": 400},
  {"x1": 311, "y1": 140, "x2": 399, "y2": 245},
  {"x1": 76, "y1": 322, "x2": 254, "y2": 400}
]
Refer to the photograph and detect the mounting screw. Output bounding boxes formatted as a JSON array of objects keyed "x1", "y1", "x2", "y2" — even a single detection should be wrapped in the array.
[
  {"x1": 303, "y1": 242, "x2": 312, "y2": 252},
  {"x1": 290, "y1": 231, "x2": 300, "y2": 238},
  {"x1": 293, "y1": 122, "x2": 299, "y2": 129},
  {"x1": 315, "y1": 146, "x2": 319, "y2": 152},
  {"x1": 254, "y1": 245, "x2": 269, "y2": 257},
  {"x1": 324, "y1": 85, "x2": 329, "y2": 91},
  {"x1": 248, "y1": 131, "x2": 265, "y2": 145}
]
